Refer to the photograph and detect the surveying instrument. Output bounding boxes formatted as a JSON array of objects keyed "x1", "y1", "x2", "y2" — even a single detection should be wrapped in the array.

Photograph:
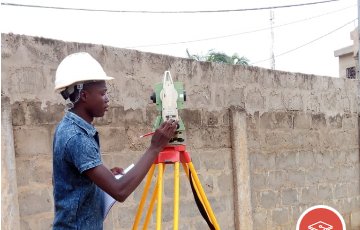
[{"x1": 132, "y1": 71, "x2": 220, "y2": 230}]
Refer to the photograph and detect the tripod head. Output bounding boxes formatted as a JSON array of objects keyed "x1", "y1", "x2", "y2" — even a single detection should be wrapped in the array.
[{"x1": 150, "y1": 71, "x2": 186, "y2": 143}]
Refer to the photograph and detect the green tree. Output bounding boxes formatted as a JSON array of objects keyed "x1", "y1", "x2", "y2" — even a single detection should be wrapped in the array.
[{"x1": 186, "y1": 49, "x2": 249, "y2": 66}]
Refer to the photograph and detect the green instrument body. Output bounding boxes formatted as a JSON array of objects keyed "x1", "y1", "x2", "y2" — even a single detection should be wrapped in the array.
[{"x1": 152, "y1": 81, "x2": 186, "y2": 132}]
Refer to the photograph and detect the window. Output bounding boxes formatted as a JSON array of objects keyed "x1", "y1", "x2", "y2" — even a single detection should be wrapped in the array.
[{"x1": 346, "y1": 66, "x2": 356, "y2": 79}]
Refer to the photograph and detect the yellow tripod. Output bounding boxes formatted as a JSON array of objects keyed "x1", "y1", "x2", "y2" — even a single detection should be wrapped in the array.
[{"x1": 132, "y1": 144, "x2": 220, "y2": 230}]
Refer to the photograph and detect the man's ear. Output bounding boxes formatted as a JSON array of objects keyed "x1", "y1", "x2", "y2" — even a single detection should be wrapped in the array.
[{"x1": 79, "y1": 90, "x2": 88, "y2": 102}]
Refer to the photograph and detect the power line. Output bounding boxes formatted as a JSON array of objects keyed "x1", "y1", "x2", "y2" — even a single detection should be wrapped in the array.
[
  {"x1": 124, "y1": 5, "x2": 355, "y2": 49},
  {"x1": 251, "y1": 18, "x2": 357, "y2": 65},
  {"x1": 1, "y1": 0, "x2": 340, "y2": 14}
]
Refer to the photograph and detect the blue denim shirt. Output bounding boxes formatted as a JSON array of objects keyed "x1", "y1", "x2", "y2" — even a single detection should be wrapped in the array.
[{"x1": 53, "y1": 112, "x2": 104, "y2": 229}]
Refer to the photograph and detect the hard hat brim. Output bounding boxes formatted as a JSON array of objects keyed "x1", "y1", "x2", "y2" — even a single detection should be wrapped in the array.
[{"x1": 54, "y1": 75, "x2": 114, "y2": 92}]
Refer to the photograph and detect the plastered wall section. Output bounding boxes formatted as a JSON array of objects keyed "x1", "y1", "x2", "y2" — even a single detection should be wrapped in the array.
[{"x1": 1, "y1": 33, "x2": 360, "y2": 230}]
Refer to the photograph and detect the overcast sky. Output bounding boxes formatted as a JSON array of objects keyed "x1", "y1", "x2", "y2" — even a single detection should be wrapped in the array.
[{"x1": 1, "y1": 0, "x2": 357, "y2": 77}]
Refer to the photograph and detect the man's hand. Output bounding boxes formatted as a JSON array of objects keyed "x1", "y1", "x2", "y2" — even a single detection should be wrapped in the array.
[
  {"x1": 110, "y1": 167, "x2": 124, "y2": 176},
  {"x1": 150, "y1": 119, "x2": 178, "y2": 152}
]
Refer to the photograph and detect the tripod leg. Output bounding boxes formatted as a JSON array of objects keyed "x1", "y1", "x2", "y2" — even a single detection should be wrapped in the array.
[
  {"x1": 181, "y1": 163, "x2": 204, "y2": 205},
  {"x1": 156, "y1": 163, "x2": 165, "y2": 230},
  {"x1": 188, "y1": 162, "x2": 221, "y2": 230},
  {"x1": 143, "y1": 177, "x2": 159, "y2": 230},
  {"x1": 181, "y1": 163, "x2": 188, "y2": 177},
  {"x1": 133, "y1": 165, "x2": 156, "y2": 230},
  {"x1": 174, "y1": 162, "x2": 180, "y2": 230},
  {"x1": 143, "y1": 164, "x2": 165, "y2": 230}
]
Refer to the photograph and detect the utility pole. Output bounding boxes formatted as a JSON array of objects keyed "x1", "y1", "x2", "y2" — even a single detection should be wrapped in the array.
[
  {"x1": 270, "y1": 10, "x2": 275, "y2": 70},
  {"x1": 358, "y1": 0, "x2": 360, "y2": 78}
]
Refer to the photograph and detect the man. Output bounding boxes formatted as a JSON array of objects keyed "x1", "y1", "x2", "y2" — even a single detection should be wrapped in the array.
[{"x1": 52, "y1": 52, "x2": 177, "y2": 229}]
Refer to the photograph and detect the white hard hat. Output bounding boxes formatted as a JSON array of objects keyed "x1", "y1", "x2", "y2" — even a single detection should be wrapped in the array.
[{"x1": 54, "y1": 52, "x2": 114, "y2": 92}]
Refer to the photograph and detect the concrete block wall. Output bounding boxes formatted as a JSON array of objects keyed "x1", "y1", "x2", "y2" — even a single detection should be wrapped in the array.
[
  {"x1": 249, "y1": 111, "x2": 360, "y2": 229},
  {"x1": 2, "y1": 33, "x2": 360, "y2": 229},
  {"x1": 240, "y1": 70, "x2": 360, "y2": 229}
]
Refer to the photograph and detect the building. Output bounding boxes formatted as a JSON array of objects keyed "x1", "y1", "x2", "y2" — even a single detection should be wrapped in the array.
[{"x1": 334, "y1": 27, "x2": 359, "y2": 79}]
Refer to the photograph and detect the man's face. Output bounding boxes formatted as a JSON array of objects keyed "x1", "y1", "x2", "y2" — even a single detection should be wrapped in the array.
[{"x1": 83, "y1": 81, "x2": 109, "y2": 117}]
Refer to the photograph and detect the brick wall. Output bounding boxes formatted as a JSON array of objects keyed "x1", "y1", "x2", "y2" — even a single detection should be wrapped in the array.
[{"x1": 1, "y1": 33, "x2": 360, "y2": 229}]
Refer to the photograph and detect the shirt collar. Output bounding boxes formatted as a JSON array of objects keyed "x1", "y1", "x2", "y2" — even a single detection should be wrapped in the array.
[{"x1": 65, "y1": 111, "x2": 97, "y2": 136}]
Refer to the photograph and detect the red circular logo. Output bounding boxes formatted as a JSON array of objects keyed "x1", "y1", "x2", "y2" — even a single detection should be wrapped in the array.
[{"x1": 296, "y1": 205, "x2": 345, "y2": 230}]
